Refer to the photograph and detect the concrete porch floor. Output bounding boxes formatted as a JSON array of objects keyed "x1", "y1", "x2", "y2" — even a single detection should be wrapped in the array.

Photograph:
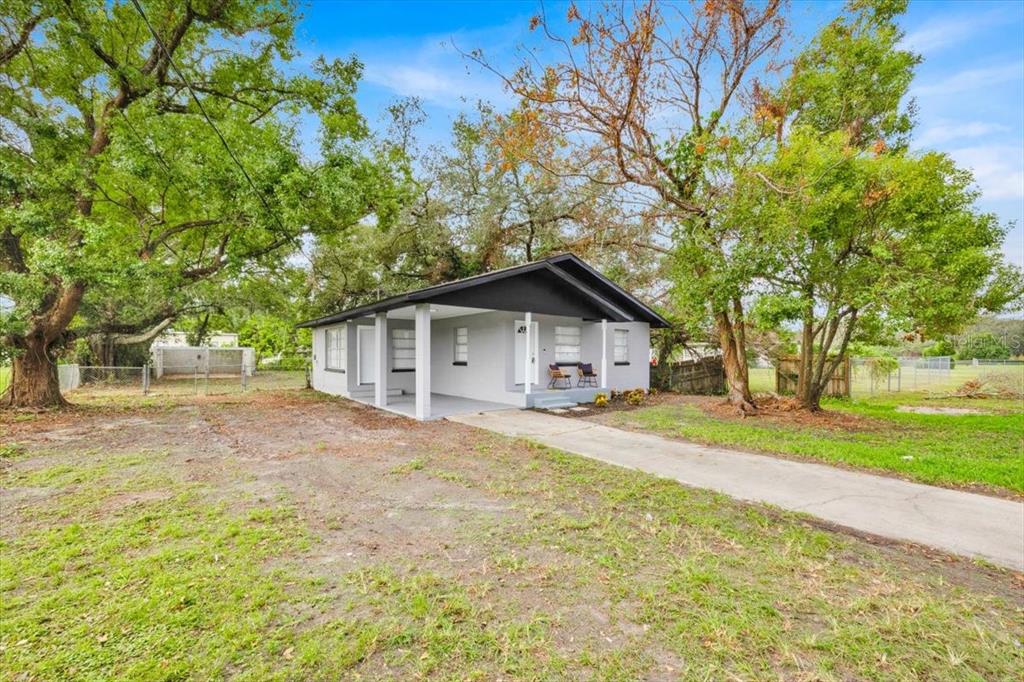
[{"x1": 350, "y1": 392, "x2": 517, "y2": 420}]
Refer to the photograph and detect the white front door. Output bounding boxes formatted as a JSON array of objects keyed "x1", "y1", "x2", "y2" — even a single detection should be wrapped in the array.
[
  {"x1": 357, "y1": 326, "x2": 376, "y2": 385},
  {"x1": 514, "y1": 320, "x2": 539, "y2": 385}
]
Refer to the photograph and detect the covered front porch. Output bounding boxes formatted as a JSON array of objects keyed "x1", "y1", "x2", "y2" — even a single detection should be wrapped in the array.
[{"x1": 349, "y1": 303, "x2": 612, "y2": 420}]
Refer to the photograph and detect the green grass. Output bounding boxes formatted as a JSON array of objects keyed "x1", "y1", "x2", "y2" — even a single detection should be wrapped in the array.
[
  {"x1": 3, "y1": 395, "x2": 1022, "y2": 679},
  {"x1": 606, "y1": 395, "x2": 1024, "y2": 494}
]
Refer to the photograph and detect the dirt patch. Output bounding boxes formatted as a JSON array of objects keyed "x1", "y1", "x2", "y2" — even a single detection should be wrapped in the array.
[
  {"x1": 896, "y1": 405, "x2": 991, "y2": 416},
  {"x1": 702, "y1": 394, "x2": 881, "y2": 430}
]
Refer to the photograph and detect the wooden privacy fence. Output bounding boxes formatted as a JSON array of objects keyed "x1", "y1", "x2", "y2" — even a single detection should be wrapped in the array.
[
  {"x1": 775, "y1": 355, "x2": 851, "y2": 398},
  {"x1": 651, "y1": 357, "x2": 725, "y2": 394}
]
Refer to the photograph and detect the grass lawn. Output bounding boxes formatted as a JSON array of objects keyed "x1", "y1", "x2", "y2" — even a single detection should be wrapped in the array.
[
  {"x1": 599, "y1": 393, "x2": 1024, "y2": 495},
  {"x1": 1, "y1": 389, "x2": 1022, "y2": 679}
]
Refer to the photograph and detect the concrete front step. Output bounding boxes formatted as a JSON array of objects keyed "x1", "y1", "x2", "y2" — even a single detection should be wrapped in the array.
[
  {"x1": 350, "y1": 387, "x2": 404, "y2": 398},
  {"x1": 533, "y1": 397, "x2": 578, "y2": 409}
]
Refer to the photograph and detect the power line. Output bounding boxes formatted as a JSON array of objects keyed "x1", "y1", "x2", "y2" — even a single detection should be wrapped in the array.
[{"x1": 128, "y1": 0, "x2": 295, "y2": 246}]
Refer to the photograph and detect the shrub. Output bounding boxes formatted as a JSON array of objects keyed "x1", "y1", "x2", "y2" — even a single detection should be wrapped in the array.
[
  {"x1": 594, "y1": 393, "x2": 609, "y2": 407},
  {"x1": 262, "y1": 356, "x2": 308, "y2": 371},
  {"x1": 625, "y1": 388, "x2": 647, "y2": 406},
  {"x1": 957, "y1": 332, "x2": 1010, "y2": 361}
]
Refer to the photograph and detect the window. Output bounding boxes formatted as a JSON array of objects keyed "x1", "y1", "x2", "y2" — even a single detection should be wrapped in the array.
[
  {"x1": 391, "y1": 328, "x2": 416, "y2": 371},
  {"x1": 614, "y1": 329, "x2": 630, "y2": 365},
  {"x1": 554, "y1": 326, "x2": 581, "y2": 365},
  {"x1": 325, "y1": 326, "x2": 346, "y2": 371},
  {"x1": 453, "y1": 327, "x2": 469, "y2": 365}
]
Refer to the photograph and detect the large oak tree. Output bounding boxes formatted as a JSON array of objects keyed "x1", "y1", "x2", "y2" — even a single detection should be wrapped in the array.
[{"x1": 1, "y1": 0, "x2": 397, "y2": 406}]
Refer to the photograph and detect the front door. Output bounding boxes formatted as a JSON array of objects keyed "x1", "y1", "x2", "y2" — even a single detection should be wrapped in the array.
[
  {"x1": 357, "y1": 326, "x2": 376, "y2": 385},
  {"x1": 514, "y1": 320, "x2": 539, "y2": 385}
]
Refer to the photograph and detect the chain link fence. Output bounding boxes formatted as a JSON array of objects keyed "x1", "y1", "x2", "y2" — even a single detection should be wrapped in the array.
[
  {"x1": 0, "y1": 363, "x2": 307, "y2": 400},
  {"x1": 747, "y1": 356, "x2": 1022, "y2": 399}
]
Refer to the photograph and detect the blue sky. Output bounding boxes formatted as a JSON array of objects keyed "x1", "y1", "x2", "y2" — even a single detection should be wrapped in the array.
[{"x1": 294, "y1": 0, "x2": 1024, "y2": 268}]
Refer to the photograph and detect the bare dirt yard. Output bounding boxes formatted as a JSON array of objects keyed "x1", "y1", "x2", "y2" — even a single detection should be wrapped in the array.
[{"x1": 2, "y1": 388, "x2": 1022, "y2": 680}]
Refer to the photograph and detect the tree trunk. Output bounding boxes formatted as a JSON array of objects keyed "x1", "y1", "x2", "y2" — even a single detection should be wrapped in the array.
[
  {"x1": 3, "y1": 282, "x2": 85, "y2": 409},
  {"x1": 2, "y1": 333, "x2": 66, "y2": 408},
  {"x1": 715, "y1": 309, "x2": 756, "y2": 413}
]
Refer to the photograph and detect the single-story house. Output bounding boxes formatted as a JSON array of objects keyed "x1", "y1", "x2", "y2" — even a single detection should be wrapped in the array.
[{"x1": 297, "y1": 253, "x2": 669, "y2": 420}]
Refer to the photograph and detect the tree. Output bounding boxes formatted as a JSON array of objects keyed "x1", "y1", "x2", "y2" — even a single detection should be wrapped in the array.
[
  {"x1": 472, "y1": 0, "x2": 787, "y2": 411},
  {"x1": 308, "y1": 101, "x2": 662, "y2": 317},
  {"x1": 1, "y1": 0, "x2": 396, "y2": 407},
  {"x1": 956, "y1": 332, "x2": 1010, "y2": 361},
  {"x1": 734, "y1": 129, "x2": 1018, "y2": 409},
  {"x1": 737, "y1": 0, "x2": 1021, "y2": 409}
]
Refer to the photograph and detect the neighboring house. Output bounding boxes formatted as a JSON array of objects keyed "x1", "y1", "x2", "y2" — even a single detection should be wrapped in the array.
[
  {"x1": 298, "y1": 254, "x2": 669, "y2": 420},
  {"x1": 152, "y1": 330, "x2": 240, "y2": 348}
]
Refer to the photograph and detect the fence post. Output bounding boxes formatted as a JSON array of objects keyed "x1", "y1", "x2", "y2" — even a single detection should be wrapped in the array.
[
  {"x1": 193, "y1": 367, "x2": 198, "y2": 395},
  {"x1": 143, "y1": 363, "x2": 150, "y2": 395}
]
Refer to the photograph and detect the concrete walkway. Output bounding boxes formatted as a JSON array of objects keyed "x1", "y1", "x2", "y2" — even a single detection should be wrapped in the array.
[{"x1": 448, "y1": 409, "x2": 1024, "y2": 571}]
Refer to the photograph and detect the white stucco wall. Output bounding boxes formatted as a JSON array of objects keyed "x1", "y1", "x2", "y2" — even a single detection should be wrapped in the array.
[{"x1": 311, "y1": 310, "x2": 652, "y2": 405}]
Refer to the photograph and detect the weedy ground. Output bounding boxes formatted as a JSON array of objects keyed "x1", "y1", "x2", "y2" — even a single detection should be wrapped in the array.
[{"x1": 2, "y1": 388, "x2": 1021, "y2": 680}]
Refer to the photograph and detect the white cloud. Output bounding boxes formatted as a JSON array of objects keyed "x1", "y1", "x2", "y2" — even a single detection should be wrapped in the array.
[
  {"x1": 899, "y1": 8, "x2": 1010, "y2": 55},
  {"x1": 914, "y1": 121, "x2": 1011, "y2": 147},
  {"x1": 949, "y1": 146, "x2": 1024, "y2": 200},
  {"x1": 912, "y1": 62, "x2": 1024, "y2": 97},
  {"x1": 352, "y1": 21, "x2": 526, "y2": 109}
]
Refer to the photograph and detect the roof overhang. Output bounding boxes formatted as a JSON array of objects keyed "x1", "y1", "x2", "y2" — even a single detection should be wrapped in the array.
[{"x1": 298, "y1": 254, "x2": 670, "y2": 328}]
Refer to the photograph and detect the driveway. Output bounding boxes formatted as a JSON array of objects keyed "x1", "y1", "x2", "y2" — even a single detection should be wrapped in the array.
[{"x1": 449, "y1": 409, "x2": 1024, "y2": 571}]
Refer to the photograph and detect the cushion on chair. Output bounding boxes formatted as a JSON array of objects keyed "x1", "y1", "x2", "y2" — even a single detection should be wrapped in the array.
[{"x1": 579, "y1": 363, "x2": 594, "y2": 375}]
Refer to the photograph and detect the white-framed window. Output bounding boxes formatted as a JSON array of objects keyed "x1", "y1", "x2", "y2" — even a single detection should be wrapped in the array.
[
  {"x1": 554, "y1": 325, "x2": 581, "y2": 365},
  {"x1": 325, "y1": 326, "x2": 346, "y2": 371},
  {"x1": 614, "y1": 329, "x2": 629, "y2": 364},
  {"x1": 391, "y1": 328, "x2": 416, "y2": 371},
  {"x1": 453, "y1": 327, "x2": 469, "y2": 365}
]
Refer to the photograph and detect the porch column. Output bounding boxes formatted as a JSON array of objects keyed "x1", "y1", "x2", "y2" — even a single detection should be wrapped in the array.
[
  {"x1": 524, "y1": 311, "x2": 532, "y2": 396},
  {"x1": 600, "y1": 319, "x2": 608, "y2": 389},
  {"x1": 374, "y1": 312, "x2": 387, "y2": 407},
  {"x1": 415, "y1": 303, "x2": 431, "y2": 420}
]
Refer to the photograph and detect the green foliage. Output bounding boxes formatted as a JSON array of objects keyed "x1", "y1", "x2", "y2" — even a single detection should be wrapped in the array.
[
  {"x1": 0, "y1": 1, "x2": 404, "y2": 387},
  {"x1": 922, "y1": 338, "x2": 955, "y2": 357},
  {"x1": 238, "y1": 314, "x2": 306, "y2": 364},
  {"x1": 956, "y1": 332, "x2": 1010, "y2": 361}
]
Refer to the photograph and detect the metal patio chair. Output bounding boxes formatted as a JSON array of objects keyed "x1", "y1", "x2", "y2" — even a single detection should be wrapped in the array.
[
  {"x1": 548, "y1": 364, "x2": 572, "y2": 389},
  {"x1": 576, "y1": 362, "x2": 598, "y2": 388}
]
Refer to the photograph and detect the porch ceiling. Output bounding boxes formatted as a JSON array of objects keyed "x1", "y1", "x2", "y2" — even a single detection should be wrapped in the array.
[{"x1": 384, "y1": 304, "x2": 490, "y2": 320}]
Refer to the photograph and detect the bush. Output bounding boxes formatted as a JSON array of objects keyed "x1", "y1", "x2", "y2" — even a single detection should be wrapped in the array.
[
  {"x1": 594, "y1": 393, "x2": 609, "y2": 407},
  {"x1": 262, "y1": 356, "x2": 308, "y2": 371},
  {"x1": 624, "y1": 388, "x2": 647, "y2": 406},
  {"x1": 923, "y1": 338, "x2": 955, "y2": 357},
  {"x1": 957, "y1": 332, "x2": 1010, "y2": 361}
]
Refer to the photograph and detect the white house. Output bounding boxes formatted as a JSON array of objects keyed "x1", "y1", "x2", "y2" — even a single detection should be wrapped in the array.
[{"x1": 298, "y1": 254, "x2": 669, "y2": 420}]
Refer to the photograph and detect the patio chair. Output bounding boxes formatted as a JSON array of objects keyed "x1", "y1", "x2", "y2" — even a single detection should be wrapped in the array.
[
  {"x1": 548, "y1": 364, "x2": 572, "y2": 389},
  {"x1": 576, "y1": 362, "x2": 598, "y2": 388}
]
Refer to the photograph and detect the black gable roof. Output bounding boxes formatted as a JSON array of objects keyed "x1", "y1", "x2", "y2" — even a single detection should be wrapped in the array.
[{"x1": 297, "y1": 254, "x2": 669, "y2": 328}]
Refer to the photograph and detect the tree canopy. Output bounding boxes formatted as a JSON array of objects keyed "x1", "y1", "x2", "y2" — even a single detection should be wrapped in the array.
[{"x1": 1, "y1": 0, "x2": 404, "y2": 406}]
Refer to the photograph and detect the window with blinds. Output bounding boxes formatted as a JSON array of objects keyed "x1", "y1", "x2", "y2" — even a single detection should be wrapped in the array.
[
  {"x1": 391, "y1": 328, "x2": 416, "y2": 370},
  {"x1": 555, "y1": 326, "x2": 581, "y2": 364},
  {"x1": 325, "y1": 327, "x2": 345, "y2": 371},
  {"x1": 453, "y1": 327, "x2": 469, "y2": 364},
  {"x1": 614, "y1": 329, "x2": 629, "y2": 364}
]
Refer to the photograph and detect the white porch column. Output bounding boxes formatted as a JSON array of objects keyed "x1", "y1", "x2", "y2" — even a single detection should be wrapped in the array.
[
  {"x1": 600, "y1": 319, "x2": 608, "y2": 389},
  {"x1": 374, "y1": 312, "x2": 387, "y2": 407},
  {"x1": 524, "y1": 311, "x2": 532, "y2": 396},
  {"x1": 415, "y1": 303, "x2": 431, "y2": 420}
]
